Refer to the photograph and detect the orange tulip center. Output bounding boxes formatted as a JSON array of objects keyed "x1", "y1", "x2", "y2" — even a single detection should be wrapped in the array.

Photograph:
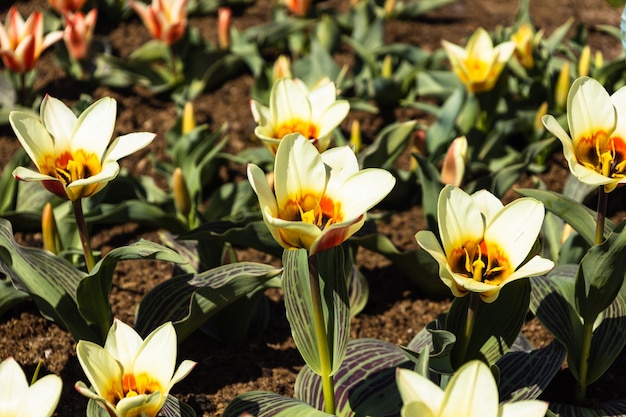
[
  {"x1": 274, "y1": 118, "x2": 320, "y2": 140},
  {"x1": 40, "y1": 149, "x2": 102, "y2": 186},
  {"x1": 280, "y1": 192, "x2": 343, "y2": 230},
  {"x1": 576, "y1": 131, "x2": 626, "y2": 179},
  {"x1": 105, "y1": 373, "x2": 164, "y2": 417},
  {"x1": 448, "y1": 240, "x2": 512, "y2": 285}
]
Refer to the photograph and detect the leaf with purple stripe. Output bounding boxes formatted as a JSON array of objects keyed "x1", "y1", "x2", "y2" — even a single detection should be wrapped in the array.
[{"x1": 222, "y1": 391, "x2": 335, "y2": 417}]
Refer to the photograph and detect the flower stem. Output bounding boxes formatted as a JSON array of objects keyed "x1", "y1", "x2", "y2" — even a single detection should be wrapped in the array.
[
  {"x1": 308, "y1": 254, "x2": 336, "y2": 414},
  {"x1": 576, "y1": 322, "x2": 594, "y2": 403},
  {"x1": 594, "y1": 187, "x2": 608, "y2": 245},
  {"x1": 459, "y1": 292, "x2": 480, "y2": 362},
  {"x1": 72, "y1": 199, "x2": 95, "y2": 272}
]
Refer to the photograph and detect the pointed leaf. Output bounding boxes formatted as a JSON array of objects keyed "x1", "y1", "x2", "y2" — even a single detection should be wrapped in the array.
[
  {"x1": 223, "y1": 391, "x2": 334, "y2": 417},
  {"x1": 359, "y1": 121, "x2": 417, "y2": 170}
]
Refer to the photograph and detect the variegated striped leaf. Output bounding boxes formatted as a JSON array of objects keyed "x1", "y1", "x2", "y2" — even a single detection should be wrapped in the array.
[
  {"x1": 282, "y1": 248, "x2": 350, "y2": 377},
  {"x1": 497, "y1": 339, "x2": 566, "y2": 402},
  {"x1": 223, "y1": 391, "x2": 335, "y2": 417},
  {"x1": 549, "y1": 400, "x2": 626, "y2": 416},
  {"x1": 0, "y1": 218, "x2": 100, "y2": 341},
  {"x1": 135, "y1": 262, "x2": 281, "y2": 341},
  {"x1": 78, "y1": 240, "x2": 187, "y2": 343},
  {"x1": 295, "y1": 338, "x2": 411, "y2": 416},
  {"x1": 530, "y1": 269, "x2": 626, "y2": 385}
]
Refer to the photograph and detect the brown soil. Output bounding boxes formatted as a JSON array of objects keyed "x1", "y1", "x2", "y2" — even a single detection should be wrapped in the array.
[{"x1": 0, "y1": 0, "x2": 624, "y2": 416}]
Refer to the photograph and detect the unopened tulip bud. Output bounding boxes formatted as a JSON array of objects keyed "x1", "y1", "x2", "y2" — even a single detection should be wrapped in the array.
[
  {"x1": 181, "y1": 101, "x2": 195, "y2": 135},
  {"x1": 534, "y1": 101, "x2": 548, "y2": 134},
  {"x1": 594, "y1": 50, "x2": 604, "y2": 70},
  {"x1": 350, "y1": 120, "x2": 361, "y2": 154},
  {"x1": 273, "y1": 55, "x2": 292, "y2": 80},
  {"x1": 578, "y1": 45, "x2": 590, "y2": 77},
  {"x1": 218, "y1": 7, "x2": 231, "y2": 50},
  {"x1": 63, "y1": 9, "x2": 97, "y2": 61},
  {"x1": 42, "y1": 202, "x2": 62, "y2": 254},
  {"x1": 511, "y1": 23, "x2": 535, "y2": 69},
  {"x1": 383, "y1": 0, "x2": 396, "y2": 17},
  {"x1": 173, "y1": 167, "x2": 192, "y2": 218},
  {"x1": 381, "y1": 54, "x2": 393, "y2": 78},
  {"x1": 284, "y1": 0, "x2": 311, "y2": 17},
  {"x1": 49, "y1": 0, "x2": 86, "y2": 14},
  {"x1": 440, "y1": 136, "x2": 468, "y2": 187},
  {"x1": 555, "y1": 61, "x2": 570, "y2": 112}
]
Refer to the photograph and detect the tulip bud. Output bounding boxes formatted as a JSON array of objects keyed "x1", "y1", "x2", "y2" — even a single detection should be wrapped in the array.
[
  {"x1": 555, "y1": 61, "x2": 570, "y2": 112},
  {"x1": 173, "y1": 167, "x2": 192, "y2": 218},
  {"x1": 49, "y1": 0, "x2": 86, "y2": 14},
  {"x1": 594, "y1": 50, "x2": 604, "y2": 71},
  {"x1": 578, "y1": 45, "x2": 591, "y2": 77},
  {"x1": 63, "y1": 9, "x2": 97, "y2": 61},
  {"x1": 383, "y1": 0, "x2": 396, "y2": 17},
  {"x1": 284, "y1": 0, "x2": 311, "y2": 17},
  {"x1": 181, "y1": 101, "x2": 196, "y2": 135},
  {"x1": 349, "y1": 120, "x2": 361, "y2": 154},
  {"x1": 218, "y1": 7, "x2": 231, "y2": 50},
  {"x1": 42, "y1": 202, "x2": 62, "y2": 255},
  {"x1": 273, "y1": 55, "x2": 292, "y2": 81},
  {"x1": 440, "y1": 136, "x2": 468, "y2": 187},
  {"x1": 533, "y1": 101, "x2": 548, "y2": 134},
  {"x1": 381, "y1": 54, "x2": 393, "y2": 78}
]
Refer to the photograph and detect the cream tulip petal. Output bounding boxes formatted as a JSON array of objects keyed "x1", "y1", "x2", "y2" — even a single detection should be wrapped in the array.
[
  {"x1": 317, "y1": 101, "x2": 350, "y2": 138},
  {"x1": 0, "y1": 358, "x2": 28, "y2": 409},
  {"x1": 541, "y1": 115, "x2": 573, "y2": 146},
  {"x1": 396, "y1": 368, "x2": 444, "y2": 410},
  {"x1": 610, "y1": 86, "x2": 626, "y2": 138},
  {"x1": 9, "y1": 111, "x2": 54, "y2": 171},
  {"x1": 499, "y1": 401, "x2": 549, "y2": 417},
  {"x1": 440, "y1": 361, "x2": 498, "y2": 417},
  {"x1": 66, "y1": 161, "x2": 119, "y2": 190},
  {"x1": 74, "y1": 381, "x2": 105, "y2": 401},
  {"x1": 12, "y1": 166, "x2": 57, "y2": 182},
  {"x1": 442, "y1": 40, "x2": 467, "y2": 63},
  {"x1": 72, "y1": 97, "x2": 116, "y2": 158},
  {"x1": 485, "y1": 198, "x2": 545, "y2": 268},
  {"x1": 402, "y1": 402, "x2": 437, "y2": 417},
  {"x1": 266, "y1": 215, "x2": 321, "y2": 249},
  {"x1": 22, "y1": 374, "x2": 62, "y2": 417},
  {"x1": 247, "y1": 164, "x2": 278, "y2": 217},
  {"x1": 505, "y1": 256, "x2": 554, "y2": 282},
  {"x1": 569, "y1": 163, "x2": 616, "y2": 187},
  {"x1": 336, "y1": 169, "x2": 395, "y2": 219},
  {"x1": 567, "y1": 77, "x2": 616, "y2": 144},
  {"x1": 271, "y1": 78, "x2": 311, "y2": 126},
  {"x1": 134, "y1": 322, "x2": 177, "y2": 385},
  {"x1": 494, "y1": 41, "x2": 516, "y2": 63},
  {"x1": 261, "y1": 206, "x2": 295, "y2": 249},
  {"x1": 76, "y1": 341, "x2": 124, "y2": 398},
  {"x1": 274, "y1": 134, "x2": 326, "y2": 210},
  {"x1": 415, "y1": 231, "x2": 455, "y2": 290},
  {"x1": 169, "y1": 360, "x2": 197, "y2": 389},
  {"x1": 470, "y1": 189, "x2": 503, "y2": 223},
  {"x1": 104, "y1": 319, "x2": 143, "y2": 371},
  {"x1": 467, "y1": 28, "x2": 495, "y2": 63},
  {"x1": 453, "y1": 274, "x2": 497, "y2": 293},
  {"x1": 321, "y1": 145, "x2": 360, "y2": 182},
  {"x1": 116, "y1": 392, "x2": 162, "y2": 416},
  {"x1": 438, "y1": 186, "x2": 483, "y2": 256},
  {"x1": 309, "y1": 215, "x2": 365, "y2": 255},
  {"x1": 41, "y1": 95, "x2": 77, "y2": 150},
  {"x1": 104, "y1": 132, "x2": 155, "y2": 163},
  {"x1": 307, "y1": 81, "x2": 338, "y2": 119},
  {"x1": 250, "y1": 100, "x2": 269, "y2": 124}
]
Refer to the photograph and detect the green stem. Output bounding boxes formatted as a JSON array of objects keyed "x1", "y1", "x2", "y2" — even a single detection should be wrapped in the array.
[
  {"x1": 72, "y1": 199, "x2": 95, "y2": 272},
  {"x1": 594, "y1": 187, "x2": 608, "y2": 245},
  {"x1": 458, "y1": 292, "x2": 480, "y2": 362},
  {"x1": 309, "y1": 255, "x2": 336, "y2": 414},
  {"x1": 576, "y1": 322, "x2": 594, "y2": 403}
]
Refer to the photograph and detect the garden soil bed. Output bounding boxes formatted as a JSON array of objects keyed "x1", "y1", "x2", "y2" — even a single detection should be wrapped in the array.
[{"x1": 1, "y1": 0, "x2": 625, "y2": 415}]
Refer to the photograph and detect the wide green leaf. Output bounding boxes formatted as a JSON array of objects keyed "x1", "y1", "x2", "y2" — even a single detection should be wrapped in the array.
[
  {"x1": 359, "y1": 120, "x2": 417, "y2": 170},
  {"x1": 282, "y1": 248, "x2": 350, "y2": 376},
  {"x1": 295, "y1": 338, "x2": 410, "y2": 416},
  {"x1": 135, "y1": 262, "x2": 282, "y2": 341},
  {"x1": 77, "y1": 240, "x2": 186, "y2": 343},
  {"x1": 223, "y1": 391, "x2": 335, "y2": 417}
]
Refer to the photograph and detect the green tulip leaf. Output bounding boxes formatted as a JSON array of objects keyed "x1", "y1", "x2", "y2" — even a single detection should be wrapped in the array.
[
  {"x1": 549, "y1": 400, "x2": 626, "y2": 416},
  {"x1": 282, "y1": 248, "x2": 350, "y2": 376},
  {"x1": 359, "y1": 120, "x2": 417, "y2": 170},
  {"x1": 295, "y1": 338, "x2": 410, "y2": 416},
  {"x1": 223, "y1": 391, "x2": 335, "y2": 417},
  {"x1": 0, "y1": 274, "x2": 28, "y2": 316},
  {"x1": 516, "y1": 188, "x2": 614, "y2": 246},
  {"x1": 135, "y1": 262, "x2": 282, "y2": 342},
  {"x1": 0, "y1": 218, "x2": 99, "y2": 342},
  {"x1": 347, "y1": 264, "x2": 369, "y2": 317},
  {"x1": 412, "y1": 152, "x2": 444, "y2": 233},
  {"x1": 425, "y1": 88, "x2": 466, "y2": 159}
]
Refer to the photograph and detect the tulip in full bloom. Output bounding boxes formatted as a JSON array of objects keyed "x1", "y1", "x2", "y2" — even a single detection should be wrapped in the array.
[
  {"x1": 396, "y1": 360, "x2": 548, "y2": 417},
  {"x1": 129, "y1": 0, "x2": 188, "y2": 45},
  {"x1": 250, "y1": 77, "x2": 349, "y2": 153},
  {"x1": 442, "y1": 27, "x2": 515, "y2": 93},
  {"x1": 543, "y1": 76, "x2": 626, "y2": 193},
  {"x1": 49, "y1": 0, "x2": 86, "y2": 14},
  {"x1": 10, "y1": 95, "x2": 156, "y2": 201},
  {"x1": 0, "y1": 357, "x2": 63, "y2": 417},
  {"x1": 248, "y1": 133, "x2": 396, "y2": 255},
  {"x1": 0, "y1": 7, "x2": 63, "y2": 73},
  {"x1": 415, "y1": 185, "x2": 554, "y2": 302},
  {"x1": 75, "y1": 320, "x2": 196, "y2": 417},
  {"x1": 62, "y1": 9, "x2": 97, "y2": 61}
]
